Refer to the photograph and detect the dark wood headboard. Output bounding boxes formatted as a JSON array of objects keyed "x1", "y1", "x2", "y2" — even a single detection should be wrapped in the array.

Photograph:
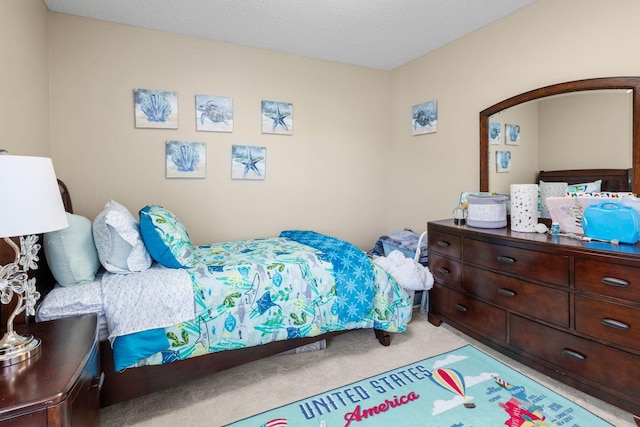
[
  {"x1": 538, "y1": 168, "x2": 633, "y2": 192},
  {"x1": 0, "y1": 180, "x2": 73, "y2": 326}
]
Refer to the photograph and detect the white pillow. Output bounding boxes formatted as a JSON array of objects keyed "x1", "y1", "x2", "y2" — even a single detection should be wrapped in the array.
[
  {"x1": 567, "y1": 179, "x2": 602, "y2": 193},
  {"x1": 43, "y1": 213, "x2": 100, "y2": 287},
  {"x1": 92, "y1": 200, "x2": 152, "y2": 273}
]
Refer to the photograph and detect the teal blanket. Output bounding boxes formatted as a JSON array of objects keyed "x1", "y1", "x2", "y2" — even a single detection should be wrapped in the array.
[
  {"x1": 112, "y1": 234, "x2": 412, "y2": 371},
  {"x1": 280, "y1": 230, "x2": 374, "y2": 322}
]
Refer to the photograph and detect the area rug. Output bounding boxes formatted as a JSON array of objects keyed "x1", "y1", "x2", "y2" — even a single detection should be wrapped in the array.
[{"x1": 226, "y1": 345, "x2": 613, "y2": 427}]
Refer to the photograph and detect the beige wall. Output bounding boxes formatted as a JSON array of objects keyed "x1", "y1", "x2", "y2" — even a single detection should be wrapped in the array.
[
  {"x1": 539, "y1": 92, "x2": 632, "y2": 171},
  {"x1": 389, "y1": 0, "x2": 640, "y2": 231},
  {"x1": 5, "y1": 0, "x2": 640, "y2": 248},
  {"x1": 0, "y1": 0, "x2": 50, "y2": 156},
  {"x1": 47, "y1": 14, "x2": 390, "y2": 247}
]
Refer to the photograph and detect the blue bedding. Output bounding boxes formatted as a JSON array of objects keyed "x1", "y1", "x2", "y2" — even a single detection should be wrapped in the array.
[{"x1": 112, "y1": 232, "x2": 412, "y2": 371}]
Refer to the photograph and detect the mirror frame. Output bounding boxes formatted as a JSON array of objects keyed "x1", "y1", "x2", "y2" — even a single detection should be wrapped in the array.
[{"x1": 480, "y1": 77, "x2": 640, "y2": 195}]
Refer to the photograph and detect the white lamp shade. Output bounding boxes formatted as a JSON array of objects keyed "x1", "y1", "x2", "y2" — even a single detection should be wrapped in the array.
[{"x1": 0, "y1": 155, "x2": 69, "y2": 238}]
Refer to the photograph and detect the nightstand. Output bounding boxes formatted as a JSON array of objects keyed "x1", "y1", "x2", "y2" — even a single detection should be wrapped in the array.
[{"x1": 0, "y1": 314, "x2": 101, "y2": 426}]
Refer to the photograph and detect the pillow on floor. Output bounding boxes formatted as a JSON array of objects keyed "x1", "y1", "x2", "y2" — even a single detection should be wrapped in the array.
[
  {"x1": 93, "y1": 200, "x2": 152, "y2": 273},
  {"x1": 138, "y1": 205, "x2": 195, "y2": 268},
  {"x1": 43, "y1": 213, "x2": 100, "y2": 287}
]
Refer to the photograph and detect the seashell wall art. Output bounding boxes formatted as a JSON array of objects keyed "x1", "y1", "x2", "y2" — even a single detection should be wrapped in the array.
[
  {"x1": 166, "y1": 141, "x2": 206, "y2": 178},
  {"x1": 134, "y1": 89, "x2": 178, "y2": 129}
]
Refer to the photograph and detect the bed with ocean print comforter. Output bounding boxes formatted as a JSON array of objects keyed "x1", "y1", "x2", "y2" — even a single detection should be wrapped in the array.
[
  {"x1": 35, "y1": 200, "x2": 413, "y2": 406},
  {"x1": 104, "y1": 214, "x2": 412, "y2": 371}
]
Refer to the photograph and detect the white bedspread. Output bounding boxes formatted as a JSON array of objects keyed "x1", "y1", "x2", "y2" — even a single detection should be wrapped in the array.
[
  {"x1": 101, "y1": 263, "x2": 195, "y2": 343},
  {"x1": 36, "y1": 273, "x2": 110, "y2": 340}
]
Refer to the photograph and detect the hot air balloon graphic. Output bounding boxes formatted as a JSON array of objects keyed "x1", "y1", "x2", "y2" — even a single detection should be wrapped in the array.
[{"x1": 430, "y1": 368, "x2": 476, "y2": 408}]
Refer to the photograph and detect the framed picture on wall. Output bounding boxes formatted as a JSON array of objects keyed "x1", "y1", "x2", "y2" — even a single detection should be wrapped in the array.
[
  {"x1": 166, "y1": 141, "x2": 206, "y2": 178},
  {"x1": 505, "y1": 123, "x2": 520, "y2": 145},
  {"x1": 489, "y1": 123, "x2": 501, "y2": 145},
  {"x1": 412, "y1": 100, "x2": 438, "y2": 135},
  {"x1": 134, "y1": 89, "x2": 178, "y2": 129},
  {"x1": 195, "y1": 95, "x2": 233, "y2": 132},
  {"x1": 496, "y1": 150, "x2": 511, "y2": 173},
  {"x1": 232, "y1": 145, "x2": 266, "y2": 180},
  {"x1": 261, "y1": 100, "x2": 293, "y2": 135}
]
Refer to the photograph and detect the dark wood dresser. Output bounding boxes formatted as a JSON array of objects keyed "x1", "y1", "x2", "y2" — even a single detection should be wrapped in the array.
[
  {"x1": 0, "y1": 314, "x2": 101, "y2": 426},
  {"x1": 427, "y1": 219, "x2": 640, "y2": 425}
]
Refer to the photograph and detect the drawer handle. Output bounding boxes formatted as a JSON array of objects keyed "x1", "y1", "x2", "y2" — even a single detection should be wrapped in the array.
[
  {"x1": 497, "y1": 288, "x2": 516, "y2": 297},
  {"x1": 601, "y1": 277, "x2": 630, "y2": 287},
  {"x1": 455, "y1": 303, "x2": 468, "y2": 312},
  {"x1": 436, "y1": 267, "x2": 450, "y2": 275},
  {"x1": 93, "y1": 372, "x2": 105, "y2": 390},
  {"x1": 437, "y1": 240, "x2": 450, "y2": 247},
  {"x1": 562, "y1": 349, "x2": 586, "y2": 361},
  {"x1": 601, "y1": 318, "x2": 630, "y2": 330},
  {"x1": 497, "y1": 256, "x2": 516, "y2": 264}
]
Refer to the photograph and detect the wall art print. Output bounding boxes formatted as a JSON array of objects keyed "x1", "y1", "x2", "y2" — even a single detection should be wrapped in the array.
[
  {"x1": 489, "y1": 123, "x2": 501, "y2": 145},
  {"x1": 166, "y1": 141, "x2": 206, "y2": 179},
  {"x1": 196, "y1": 95, "x2": 233, "y2": 132},
  {"x1": 134, "y1": 89, "x2": 178, "y2": 129},
  {"x1": 232, "y1": 145, "x2": 266, "y2": 180},
  {"x1": 261, "y1": 100, "x2": 293, "y2": 135},
  {"x1": 496, "y1": 151, "x2": 511, "y2": 173},
  {"x1": 412, "y1": 100, "x2": 438, "y2": 135},
  {"x1": 505, "y1": 123, "x2": 520, "y2": 145}
]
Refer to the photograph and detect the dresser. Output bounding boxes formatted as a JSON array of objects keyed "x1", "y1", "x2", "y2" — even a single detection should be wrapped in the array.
[
  {"x1": 0, "y1": 314, "x2": 101, "y2": 426},
  {"x1": 427, "y1": 219, "x2": 640, "y2": 425}
]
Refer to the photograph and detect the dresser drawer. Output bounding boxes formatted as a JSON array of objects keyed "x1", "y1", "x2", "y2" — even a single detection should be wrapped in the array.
[
  {"x1": 575, "y1": 259, "x2": 640, "y2": 303},
  {"x1": 575, "y1": 295, "x2": 640, "y2": 351},
  {"x1": 463, "y1": 265, "x2": 569, "y2": 327},
  {"x1": 429, "y1": 253, "x2": 462, "y2": 291},
  {"x1": 430, "y1": 284, "x2": 506, "y2": 341},
  {"x1": 429, "y1": 230, "x2": 461, "y2": 259},
  {"x1": 510, "y1": 315, "x2": 640, "y2": 400},
  {"x1": 463, "y1": 239, "x2": 569, "y2": 286}
]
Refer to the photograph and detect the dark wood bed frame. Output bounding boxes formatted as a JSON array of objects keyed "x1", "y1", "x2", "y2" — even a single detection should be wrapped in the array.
[
  {"x1": 538, "y1": 168, "x2": 633, "y2": 192},
  {"x1": 0, "y1": 180, "x2": 393, "y2": 407}
]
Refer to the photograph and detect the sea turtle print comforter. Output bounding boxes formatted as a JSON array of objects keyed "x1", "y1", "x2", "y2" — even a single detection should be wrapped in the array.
[{"x1": 111, "y1": 232, "x2": 412, "y2": 371}]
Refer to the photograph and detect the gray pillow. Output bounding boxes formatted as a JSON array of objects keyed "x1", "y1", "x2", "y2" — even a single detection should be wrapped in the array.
[{"x1": 92, "y1": 200, "x2": 152, "y2": 273}]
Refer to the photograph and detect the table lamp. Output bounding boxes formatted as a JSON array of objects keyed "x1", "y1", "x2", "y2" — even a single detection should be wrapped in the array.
[{"x1": 0, "y1": 153, "x2": 68, "y2": 366}]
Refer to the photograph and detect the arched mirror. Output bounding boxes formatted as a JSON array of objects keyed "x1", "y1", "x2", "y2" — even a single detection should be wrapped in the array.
[{"x1": 480, "y1": 77, "x2": 640, "y2": 201}]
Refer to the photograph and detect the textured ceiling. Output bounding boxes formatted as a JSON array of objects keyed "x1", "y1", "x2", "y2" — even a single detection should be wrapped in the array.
[{"x1": 42, "y1": 0, "x2": 538, "y2": 71}]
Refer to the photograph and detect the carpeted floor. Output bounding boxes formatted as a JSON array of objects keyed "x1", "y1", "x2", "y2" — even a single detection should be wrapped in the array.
[{"x1": 100, "y1": 312, "x2": 636, "y2": 426}]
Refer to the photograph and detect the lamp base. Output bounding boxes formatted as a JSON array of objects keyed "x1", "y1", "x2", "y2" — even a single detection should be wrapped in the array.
[{"x1": 0, "y1": 331, "x2": 41, "y2": 367}]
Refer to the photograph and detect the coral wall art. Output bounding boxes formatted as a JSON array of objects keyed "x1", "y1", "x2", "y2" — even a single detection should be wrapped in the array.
[
  {"x1": 196, "y1": 95, "x2": 233, "y2": 132},
  {"x1": 496, "y1": 150, "x2": 511, "y2": 173},
  {"x1": 412, "y1": 100, "x2": 438, "y2": 135},
  {"x1": 232, "y1": 145, "x2": 266, "y2": 180},
  {"x1": 262, "y1": 100, "x2": 293, "y2": 135},
  {"x1": 505, "y1": 123, "x2": 521, "y2": 145},
  {"x1": 166, "y1": 141, "x2": 206, "y2": 178},
  {"x1": 489, "y1": 123, "x2": 502, "y2": 145},
  {"x1": 135, "y1": 89, "x2": 178, "y2": 129}
]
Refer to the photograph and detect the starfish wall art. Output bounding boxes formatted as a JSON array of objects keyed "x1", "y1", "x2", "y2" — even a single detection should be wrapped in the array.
[
  {"x1": 231, "y1": 145, "x2": 266, "y2": 180},
  {"x1": 262, "y1": 100, "x2": 293, "y2": 135}
]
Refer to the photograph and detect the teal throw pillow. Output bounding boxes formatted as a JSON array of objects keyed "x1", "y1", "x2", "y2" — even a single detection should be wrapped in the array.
[
  {"x1": 138, "y1": 205, "x2": 195, "y2": 268},
  {"x1": 43, "y1": 213, "x2": 100, "y2": 287}
]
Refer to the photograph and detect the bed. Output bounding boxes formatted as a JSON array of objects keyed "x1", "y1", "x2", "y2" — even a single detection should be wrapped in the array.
[{"x1": 23, "y1": 181, "x2": 412, "y2": 407}]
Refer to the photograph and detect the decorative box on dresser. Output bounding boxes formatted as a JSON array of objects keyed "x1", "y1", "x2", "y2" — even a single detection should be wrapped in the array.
[
  {"x1": 427, "y1": 219, "x2": 640, "y2": 426},
  {"x1": 0, "y1": 314, "x2": 101, "y2": 426}
]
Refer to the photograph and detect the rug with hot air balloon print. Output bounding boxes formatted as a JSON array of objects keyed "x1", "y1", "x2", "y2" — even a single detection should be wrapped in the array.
[{"x1": 227, "y1": 345, "x2": 613, "y2": 427}]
